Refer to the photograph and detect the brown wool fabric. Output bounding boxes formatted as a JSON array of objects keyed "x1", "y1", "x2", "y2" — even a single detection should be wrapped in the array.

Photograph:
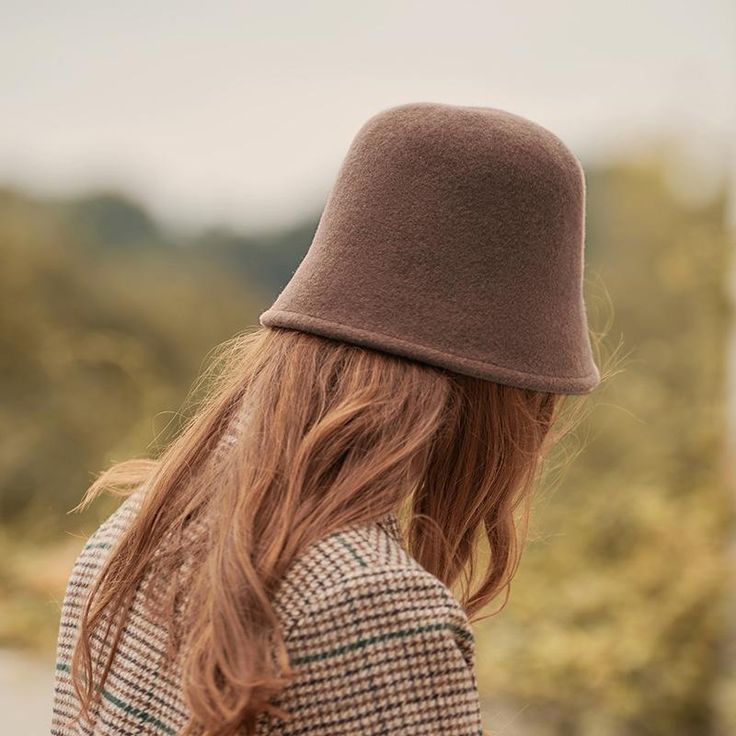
[
  {"x1": 52, "y1": 495, "x2": 483, "y2": 735},
  {"x1": 260, "y1": 101, "x2": 600, "y2": 394}
]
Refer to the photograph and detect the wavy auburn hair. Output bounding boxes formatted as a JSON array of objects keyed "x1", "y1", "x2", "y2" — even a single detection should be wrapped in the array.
[{"x1": 70, "y1": 325, "x2": 573, "y2": 734}]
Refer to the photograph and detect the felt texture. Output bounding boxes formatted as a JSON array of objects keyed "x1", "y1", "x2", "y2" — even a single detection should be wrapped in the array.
[{"x1": 260, "y1": 101, "x2": 600, "y2": 394}]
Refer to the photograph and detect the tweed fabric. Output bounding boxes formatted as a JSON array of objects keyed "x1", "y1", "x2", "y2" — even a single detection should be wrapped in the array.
[
  {"x1": 50, "y1": 430, "x2": 485, "y2": 735},
  {"x1": 260, "y1": 101, "x2": 600, "y2": 395}
]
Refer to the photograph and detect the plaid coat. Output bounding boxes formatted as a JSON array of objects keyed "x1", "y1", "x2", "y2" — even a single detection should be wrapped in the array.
[{"x1": 51, "y1": 488, "x2": 485, "y2": 735}]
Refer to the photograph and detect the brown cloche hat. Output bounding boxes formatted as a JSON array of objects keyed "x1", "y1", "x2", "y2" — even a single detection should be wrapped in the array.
[{"x1": 259, "y1": 102, "x2": 600, "y2": 394}]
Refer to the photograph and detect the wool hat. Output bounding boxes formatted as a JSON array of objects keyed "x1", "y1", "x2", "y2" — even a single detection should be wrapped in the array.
[{"x1": 259, "y1": 102, "x2": 600, "y2": 394}]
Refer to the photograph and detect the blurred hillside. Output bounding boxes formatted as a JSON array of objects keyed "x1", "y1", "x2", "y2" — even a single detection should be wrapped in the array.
[
  {"x1": 476, "y1": 152, "x2": 734, "y2": 736},
  {"x1": 0, "y1": 188, "x2": 315, "y2": 522},
  {"x1": 0, "y1": 149, "x2": 734, "y2": 735}
]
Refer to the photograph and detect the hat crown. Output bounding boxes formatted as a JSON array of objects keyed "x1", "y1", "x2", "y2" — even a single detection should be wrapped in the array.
[
  {"x1": 260, "y1": 102, "x2": 600, "y2": 394},
  {"x1": 350, "y1": 102, "x2": 584, "y2": 209}
]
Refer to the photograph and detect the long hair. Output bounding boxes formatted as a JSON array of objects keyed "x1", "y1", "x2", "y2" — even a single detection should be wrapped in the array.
[{"x1": 70, "y1": 324, "x2": 573, "y2": 734}]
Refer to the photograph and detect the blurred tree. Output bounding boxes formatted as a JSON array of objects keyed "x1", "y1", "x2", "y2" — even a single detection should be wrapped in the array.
[
  {"x1": 0, "y1": 188, "x2": 265, "y2": 526},
  {"x1": 63, "y1": 191, "x2": 162, "y2": 247},
  {"x1": 475, "y1": 151, "x2": 733, "y2": 736},
  {"x1": 196, "y1": 218, "x2": 318, "y2": 294}
]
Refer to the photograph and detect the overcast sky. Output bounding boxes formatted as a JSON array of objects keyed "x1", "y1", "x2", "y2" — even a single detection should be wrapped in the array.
[{"x1": 1, "y1": 1, "x2": 734, "y2": 230}]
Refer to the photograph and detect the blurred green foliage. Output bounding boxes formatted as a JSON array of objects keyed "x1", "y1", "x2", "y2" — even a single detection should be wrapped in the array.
[
  {"x1": 0, "y1": 188, "x2": 294, "y2": 525},
  {"x1": 476, "y1": 151, "x2": 734, "y2": 735},
  {"x1": 0, "y1": 149, "x2": 733, "y2": 734}
]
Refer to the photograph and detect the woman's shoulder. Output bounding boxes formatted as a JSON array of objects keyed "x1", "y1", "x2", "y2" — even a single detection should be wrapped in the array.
[
  {"x1": 68, "y1": 493, "x2": 473, "y2": 652},
  {"x1": 62, "y1": 485, "x2": 147, "y2": 591},
  {"x1": 272, "y1": 514, "x2": 475, "y2": 656},
  {"x1": 263, "y1": 517, "x2": 483, "y2": 735}
]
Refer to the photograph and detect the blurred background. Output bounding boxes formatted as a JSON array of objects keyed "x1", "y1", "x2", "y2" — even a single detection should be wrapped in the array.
[{"x1": 1, "y1": 2, "x2": 735, "y2": 734}]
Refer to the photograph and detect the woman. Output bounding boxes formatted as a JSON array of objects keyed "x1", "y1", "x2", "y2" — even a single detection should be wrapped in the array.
[{"x1": 52, "y1": 102, "x2": 603, "y2": 735}]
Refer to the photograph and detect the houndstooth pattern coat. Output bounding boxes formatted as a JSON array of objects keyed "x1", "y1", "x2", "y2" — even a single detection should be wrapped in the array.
[{"x1": 51, "y1": 413, "x2": 485, "y2": 735}]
